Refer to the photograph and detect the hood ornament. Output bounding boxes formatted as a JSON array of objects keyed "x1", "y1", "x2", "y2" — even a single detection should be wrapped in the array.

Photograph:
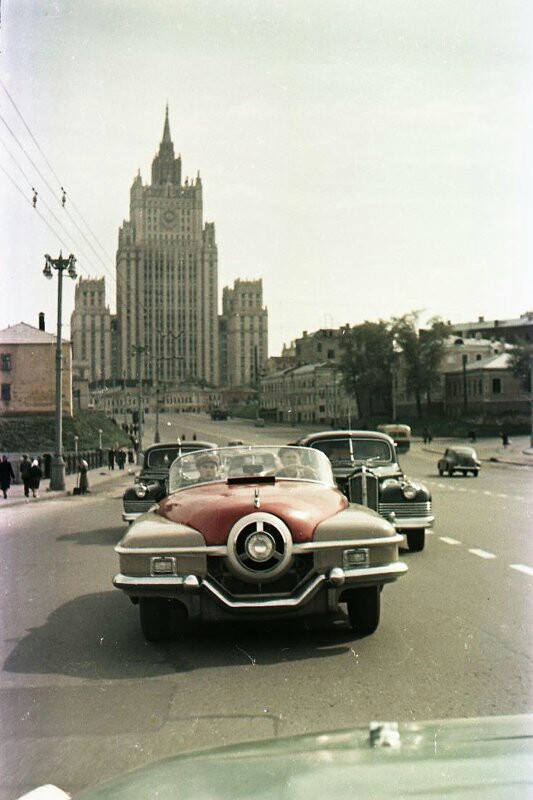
[{"x1": 254, "y1": 488, "x2": 261, "y2": 509}]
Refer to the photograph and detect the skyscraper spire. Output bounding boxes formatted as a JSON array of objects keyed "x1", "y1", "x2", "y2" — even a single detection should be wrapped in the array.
[{"x1": 162, "y1": 103, "x2": 171, "y2": 144}]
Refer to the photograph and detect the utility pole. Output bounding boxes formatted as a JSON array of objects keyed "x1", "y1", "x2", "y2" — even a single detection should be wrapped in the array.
[
  {"x1": 43, "y1": 252, "x2": 77, "y2": 490},
  {"x1": 132, "y1": 344, "x2": 149, "y2": 454}
]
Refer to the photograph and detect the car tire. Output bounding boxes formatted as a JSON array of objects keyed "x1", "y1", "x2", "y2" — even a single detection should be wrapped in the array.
[
  {"x1": 448, "y1": 469, "x2": 454, "y2": 477},
  {"x1": 438, "y1": 469, "x2": 443, "y2": 476},
  {"x1": 346, "y1": 586, "x2": 380, "y2": 636},
  {"x1": 473, "y1": 470, "x2": 479, "y2": 477},
  {"x1": 139, "y1": 598, "x2": 171, "y2": 642},
  {"x1": 406, "y1": 529, "x2": 425, "y2": 552}
]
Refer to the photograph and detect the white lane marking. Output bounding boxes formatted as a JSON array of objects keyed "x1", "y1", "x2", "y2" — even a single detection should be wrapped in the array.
[
  {"x1": 510, "y1": 564, "x2": 533, "y2": 577},
  {"x1": 483, "y1": 490, "x2": 492, "y2": 496},
  {"x1": 439, "y1": 536, "x2": 462, "y2": 545},
  {"x1": 468, "y1": 548, "x2": 496, "y2": 560},
  {"x1": 496, "y1": 493, "x2": 508, "y2": 498}
]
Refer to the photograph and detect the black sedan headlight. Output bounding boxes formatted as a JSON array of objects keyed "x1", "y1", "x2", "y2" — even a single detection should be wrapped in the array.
[
  {"x1": 401, "y1": 483, "x2": 418, "y2": 500},
  {"x1": 134, "y1": 484, "x2": 148, "y2": 499}
]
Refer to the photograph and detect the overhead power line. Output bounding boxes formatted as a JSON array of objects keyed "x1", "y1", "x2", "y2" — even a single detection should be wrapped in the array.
[{"x1": 0, "y1": 79, "x2": 116, "y2": 271}]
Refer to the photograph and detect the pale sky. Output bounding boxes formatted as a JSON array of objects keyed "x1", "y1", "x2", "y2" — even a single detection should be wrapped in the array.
[{"x1": 1, "y1": 0, "x2": 531, "y2": 356}]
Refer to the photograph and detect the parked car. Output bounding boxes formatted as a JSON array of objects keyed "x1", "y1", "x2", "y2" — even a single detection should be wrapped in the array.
[
  {"x1": 295, "y1": 430, "x2": 433, "y2": 553},
  {"x1": 254, "y1": 417, "x2": 265, "y2": 427},
  {"x1": 114, "y1": 444, "x2": 407, "y2": 641},
  {"x1": 438, "y1": 446, "x2": 480, "y2": 477},
  {"x1": 211, "y1": 408, "x2": 228, "y2": 420},
  {"x1": 121, "y1": 440, "x2": 216, "y2": 522}
]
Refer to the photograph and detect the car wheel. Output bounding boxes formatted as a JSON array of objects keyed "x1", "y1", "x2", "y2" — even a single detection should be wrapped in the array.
[
  {"x1": 438, "y1": 469, "x2": 443, "y2": 476},
  {"x1": 473, "y1": 470, "x2": 479, "y2": 477},
  {"x1": 346, "y1": 586, "x2": 380, "y2": 636},
  {"x1": 406, "y1": 529, "x2": 425, "y2": 552},
  {"x1": 139, "y1": 598, "x2": 171, "y2": 642},
  {"x1": 448, "y1": 469, "x2": 454, "y2": 477}
]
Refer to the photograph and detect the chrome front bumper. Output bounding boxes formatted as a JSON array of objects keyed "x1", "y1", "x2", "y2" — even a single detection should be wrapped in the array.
[{"x1": 113, "y1": 561, "x2": 408, "y2": 612}]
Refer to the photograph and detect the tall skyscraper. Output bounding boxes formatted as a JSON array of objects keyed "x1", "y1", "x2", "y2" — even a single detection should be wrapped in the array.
[
  {"x1": 219, "y1": 279, "x2": 268, "y2": 386},
  {"x1": 116, "y1": 107, "x2": 219, "y2": 387},
  {"x1": 70, "y1": 277, "x2": 112, "y2": 383}
]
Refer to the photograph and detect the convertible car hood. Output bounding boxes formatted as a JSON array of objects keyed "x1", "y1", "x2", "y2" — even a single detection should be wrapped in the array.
[
  {"x1": 158, "y1": 482, "x2": 348, "y2": 545},
  {"x1": 72, "y1": 715, "x2": 532, "y2": 800}
]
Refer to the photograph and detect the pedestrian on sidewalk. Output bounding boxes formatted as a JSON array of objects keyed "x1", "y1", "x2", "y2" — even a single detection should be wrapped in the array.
[
  {"x1": 28, "y1": 459, "x2": 42, "y2": 498},
  {"x1": 0, "y1": 455, "x2": 15, "y2": 499},
  {"x1": 107, "y1": 447, "x2": 115, "y2": 470},
  {"x1": 19, "y1": 454, "x2": 32, "y2": 497},
  {"x1": 78, "y1": 458, "x2": 90, "y2": 494}
]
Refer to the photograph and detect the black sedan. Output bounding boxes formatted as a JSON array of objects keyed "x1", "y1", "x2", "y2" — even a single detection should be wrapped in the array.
[
  {"x1": 122, "y1": 440, "x2": 216, "y2": 522},
  {"x1": 295, "y1": 430, "x2": 434, "y2": 552}
]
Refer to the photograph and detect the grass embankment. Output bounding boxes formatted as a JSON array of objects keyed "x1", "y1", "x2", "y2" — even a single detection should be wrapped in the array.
[
  {"x1": 356, "y1": 414, "x2": 529, "y2": 438},
  {"x1": 0, "y1": 411, "x2": 130, "y2": 452}
]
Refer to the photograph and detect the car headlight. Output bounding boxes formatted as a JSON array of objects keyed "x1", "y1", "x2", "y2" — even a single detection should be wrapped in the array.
[
  {"x1": 245, "y1": 531, "x2": 275, "y2": 562},
  {"x1": 134, "y1": 484, "x2": 147, "y2": 498},
  {"x1": 402, "y1": 483, "x2": 418, "y2": 500}
]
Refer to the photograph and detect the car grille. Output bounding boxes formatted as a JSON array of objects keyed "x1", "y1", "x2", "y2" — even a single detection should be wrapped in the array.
[
  {"x1": 123, "y1": 499, "x2": 153, "y2": 514},
  {"x1": 379, "y1": 501, "x2": 431, "y2": 519},
  {"x1": 348, "y1": 470, "x2": 379, "y2": 511},
  {"x1": 207, "y1": 554, "x2": 314, "y2": 597}
]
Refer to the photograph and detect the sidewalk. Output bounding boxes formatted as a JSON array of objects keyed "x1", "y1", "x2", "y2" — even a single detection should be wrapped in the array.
[
  {"x1": 1, "y1": 463, "x2": 137, "y2": 509},
  {"x1": 420, "y1": 434, "x2": 533, "y2": 468}
]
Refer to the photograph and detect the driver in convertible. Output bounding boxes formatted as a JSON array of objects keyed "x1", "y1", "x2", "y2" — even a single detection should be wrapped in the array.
[
  {"x1": 277, "y1": 447, "x2": 317, "y2": 479},
  {"x1": 195, "y1": 453, "x2": 221, "y2": 483}
]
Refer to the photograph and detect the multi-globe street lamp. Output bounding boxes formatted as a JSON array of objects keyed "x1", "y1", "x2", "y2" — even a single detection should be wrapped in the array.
[{"x1": 43, "y1": 252, "x2": 77, "y2": 490}]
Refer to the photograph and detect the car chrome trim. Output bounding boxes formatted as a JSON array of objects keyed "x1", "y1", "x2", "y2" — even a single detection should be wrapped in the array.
[
  {"x1": 115, "y1": 544, "x2": 228, "y2": 555},
  {"x1": 115, "y1": 535, "x2": 404, "y2": 554},
  {"x1": 112, "y1": 561, "x2": 408, "y2": 600},
  {"x1": 122, "y1": 512, "x2": 141, "y2": 522},
  {"x1": 292, "y1": 534, "x2": 404, "y2": 551},
  {"x1": 391, "y1": 517, "x2": 434, "y2": 530}
]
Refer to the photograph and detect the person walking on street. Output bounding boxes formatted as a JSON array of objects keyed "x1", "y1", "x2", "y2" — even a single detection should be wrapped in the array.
[
  {"x1": 28, "y1": 459, "x2": 43, "y2": 498},
  {"x1": 107, "y1": 447, "x2": 115, "y2": 470},
  {"x1": 0, "y1": 455, "x2": 15, "y2": 499},
  {"x1": 78, "y1": 458, "x2": 89, "y2": 494},
  {"x1": 116, "y1": 448, "x2": 126, "y2": 470},
  {"x1": 19, "y1": 454, "x2": 31, "y2": 497}
]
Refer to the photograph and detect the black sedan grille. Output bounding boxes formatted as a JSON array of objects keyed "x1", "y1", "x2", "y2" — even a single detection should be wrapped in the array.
[
  {"x1": 379, "y1": 501, "x2": 431, "y2": 519},
  {"x1": 123, "y1": 499, "x2": 154, "y2": 513}
]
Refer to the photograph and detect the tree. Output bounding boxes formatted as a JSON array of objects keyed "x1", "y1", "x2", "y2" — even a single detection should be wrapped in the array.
[
  {"x1": 391, "y1": 313, "x2": 451, "y2": 419},
  {"x1": 508, "y1": 340, "x2": 532, "y2": 392},
  {"x1": 338, "y1": 321, "x2": 394, "y2": 417}
]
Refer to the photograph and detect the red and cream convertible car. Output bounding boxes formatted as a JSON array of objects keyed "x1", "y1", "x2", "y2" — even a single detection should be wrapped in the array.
[{"x1": 113, "y1": 445, "x2": 407, "y2": 642}]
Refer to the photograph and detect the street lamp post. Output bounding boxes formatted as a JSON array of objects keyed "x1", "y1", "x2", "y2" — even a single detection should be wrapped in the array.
[
  {"x1": 43, "y1": 252, "x2": 77, "y2": 490},
  {"x1": 98, "y1": 429, "x2": 103, "y2": 450},
  {"x1": 74, "y1": 435, "x2": 79, "y2": 458}
]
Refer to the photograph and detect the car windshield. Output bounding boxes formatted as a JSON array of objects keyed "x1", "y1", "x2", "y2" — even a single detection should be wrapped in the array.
[
  {"x1": 309, "y1": 437, "x2": 394, "y2": 464},
  {"x1": 145, "y1": 444, "x2": 209, "y2": 468},
  {"x1": 168, "y1": 445, "x2": 334, "y2": 491}
]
